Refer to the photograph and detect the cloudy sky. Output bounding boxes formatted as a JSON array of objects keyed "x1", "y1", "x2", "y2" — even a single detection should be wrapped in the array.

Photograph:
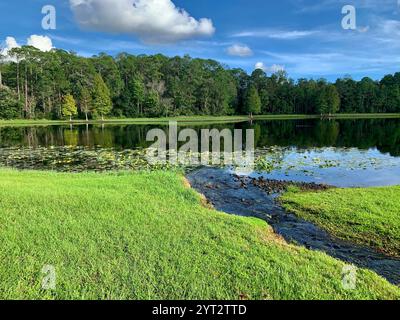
[{"x1": 1, "y1": 0, "x2": 400, "y2": 80}]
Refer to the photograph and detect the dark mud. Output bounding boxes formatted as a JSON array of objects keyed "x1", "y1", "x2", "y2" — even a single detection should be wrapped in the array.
[
  {"x1": 187, "y1": 167, "x2": 400, "y2": 285},
  {"x1": 237, "y1": 175, "x2": 333, "y2": 194}
]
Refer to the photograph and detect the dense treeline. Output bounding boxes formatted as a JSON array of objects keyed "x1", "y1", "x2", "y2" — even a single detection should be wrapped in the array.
[{"x1": 0, "y1": 46, "x2": 399, "y2": 120}]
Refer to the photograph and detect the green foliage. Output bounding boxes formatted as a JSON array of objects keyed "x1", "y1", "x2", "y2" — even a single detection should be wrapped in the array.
[
  {"x1": 92, "y1": 74, "x2": 112, "y2": 120},
  {"x1": 91, "y1": 53, "x2": 124, "y2": 99},
  {"x1": 245, "y1": 85, "x2": 261, "y2": 115},
  {"x1": 61, "y1": 94, "x2": 78, "y2": 120},
  {"x1": 315, "y1": 83, "x2": 340, "y2": 115},
  {"x1": 0, "y1": 86, "x2": 22, "y2": 119},
  {"x1": 0, "y1": 169, "x2": 398, "y2": 299},
  {"x1": 1, "y1": 46, "x2": 400, "y2": 119},
  {"x1": 144, "y1": 89, "x2": 160, "y2": 116},
  {"x1": 130, "y1": 75, "x2": 146, "y2": 116},
  {"x1": 78, "y1": 87, "x2": 92, "y2": 120},
  {"x1": 325, "y1": 85, "x2": 341, "y2": 114}
]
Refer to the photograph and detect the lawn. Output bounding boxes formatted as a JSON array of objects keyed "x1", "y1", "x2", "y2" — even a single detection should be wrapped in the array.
[
  {"x1": 281, "y1": 186, "x2": 400, "y2": 258},
  {"x1": 0, "y1": 116, "x2": 251, "y2": 127},
  {"x1": 0, "y1": 169, "x2": 399, "y2": 300}
]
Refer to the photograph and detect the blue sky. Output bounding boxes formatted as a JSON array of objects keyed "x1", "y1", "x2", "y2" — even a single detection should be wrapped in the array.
[{"x1": 1, "y1": 0, "x2": 400, "y2": 80}]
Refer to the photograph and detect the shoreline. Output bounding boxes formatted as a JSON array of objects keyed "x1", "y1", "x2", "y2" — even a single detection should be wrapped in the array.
[
  {"x1": 0, "y1": 113, "x2": 400, "y2": 127},
  {"x1": 187, "y1": 167, "x2": 400, "y2": 285}
]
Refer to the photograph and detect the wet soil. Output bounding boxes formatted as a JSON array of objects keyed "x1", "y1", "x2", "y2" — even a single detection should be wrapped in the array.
[{"x1": 187, "y1": 167, "x2": 400, "y2": 285}]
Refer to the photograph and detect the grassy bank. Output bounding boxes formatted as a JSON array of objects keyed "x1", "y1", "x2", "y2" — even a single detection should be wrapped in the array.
[
  {"x1": 0, "y1": 116, "x2": 250, "y2": 127},
  {"x1": 0, "y1": 169, "x2": 398, "y2": 300},
  {"x1": 281, "y1": 186, "x2": 400, "y2": 258},
  {"x1": 0, "y1": 113, "x2": 399, "y2": 127}
]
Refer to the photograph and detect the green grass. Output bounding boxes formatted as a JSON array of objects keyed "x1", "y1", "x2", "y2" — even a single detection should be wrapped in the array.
[
  {"x1": 0, "y1": 113, "x2": 399, "y2": 127},
  {"x1": 281, "y1": 186, "x2": 400, "y2": 258},
  {"x1": 255, "y1": 113, "x2": 400, "y2": 120},
  {"x1": 0, "y1": 116, "x2": 250, "y2": 127},
  {"x1": 0, "y1": 169, "x2": 398, "y2": 300}
]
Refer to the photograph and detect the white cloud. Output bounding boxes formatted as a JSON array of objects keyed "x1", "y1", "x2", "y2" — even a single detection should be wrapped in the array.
[
  {"x1": 255, "y1": 62, "x2": 265, "y2": 70},
  {"x1": 255, "y1": 62, "x2": 285, "y2": 73},
  {"x1": 1, "y1": 35, "x2": 53, "y2": 62},
  {"x1": 227, "y1": 44, "x2": 253, "y2": 57},
  {"x1": 1, "y1": 37, "x2": 20, "y2": 62},
  {"x1": 381, "y1": 20, "x2": 400, "y2": 37},
  {"x1": 358, "y1": 26, "x2": 370, "y2": 33},
  {"x1": 232, "y1": 29, "x2": 319, "y2": 40},
  {"x1": 5, "y1": 37, "x2": 19, "y2": 50},
  {"x1": 27, "y1": 35, "x2": 53, "y2": 52},
  {"x1": 0, "y1": 37, "x2": 20, "y2": 57},
  {"x1": 69, "y1": 0, "x2": 215, "y2": 44}
]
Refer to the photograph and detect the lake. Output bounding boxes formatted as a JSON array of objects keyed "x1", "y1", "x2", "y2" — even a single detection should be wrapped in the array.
[{"x1": 1, "y1": 118, "x2": 400, "y2": 187}]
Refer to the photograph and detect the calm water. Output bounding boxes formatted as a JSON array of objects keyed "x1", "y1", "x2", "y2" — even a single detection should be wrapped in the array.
[{"x1": 1, "y1": 118, "x2": 400, "y2": 187}]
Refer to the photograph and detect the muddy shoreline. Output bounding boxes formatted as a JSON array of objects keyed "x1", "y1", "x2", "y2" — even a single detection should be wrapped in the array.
[
  {"x1": 234, "y1": 174, "x2": 333, "y2": 194},
  {"x1": 187, "y1": 167, "x2": 400, "y2": 285}
]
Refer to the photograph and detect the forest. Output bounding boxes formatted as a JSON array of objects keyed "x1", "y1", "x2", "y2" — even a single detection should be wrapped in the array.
[{"x1": 0, "y1": 46, "x2": 400, "y2": 120}]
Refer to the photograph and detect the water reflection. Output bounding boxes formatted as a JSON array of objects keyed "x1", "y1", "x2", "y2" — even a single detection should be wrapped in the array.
[
  {"x1": 1, "y1": 118, "x2": 400, "y2": 187},
  {"x1": 248, "y1": 147, "x2": 400, "y2": 187},
  {"x1": 1, "y1": 119, "x2": 399, "y2": 156}
]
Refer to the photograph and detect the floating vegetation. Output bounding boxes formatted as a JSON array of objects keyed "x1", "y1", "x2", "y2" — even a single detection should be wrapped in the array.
[
  {"x1": 0, "y1": 146, "x2": 261, "y2": 173},
  {"x1": 0, "y1": 147, "x2": 159, "y2": 172},
  {"x1": 0, "y1": 145, "x2": 399, "y2": 177},
  {"x1": 253, "y1": 146, "x2": 400, "y2": 174}
]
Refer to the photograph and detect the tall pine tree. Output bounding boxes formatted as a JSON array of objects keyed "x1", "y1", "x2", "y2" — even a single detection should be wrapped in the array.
[
  {"x1": 245, "y1": 85, "x2": 261, "y2": 117},
  {"x1": 79, "y1": 87, "x2": 92, "y2": 121},
  {"x1": 92, "y1": 74, "x2": 112, "y2": 121}
]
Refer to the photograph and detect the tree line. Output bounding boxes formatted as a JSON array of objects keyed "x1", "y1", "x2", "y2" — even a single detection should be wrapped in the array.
[{"x1": 0, "y1": 46, "x2": 399, "y2": 120}]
